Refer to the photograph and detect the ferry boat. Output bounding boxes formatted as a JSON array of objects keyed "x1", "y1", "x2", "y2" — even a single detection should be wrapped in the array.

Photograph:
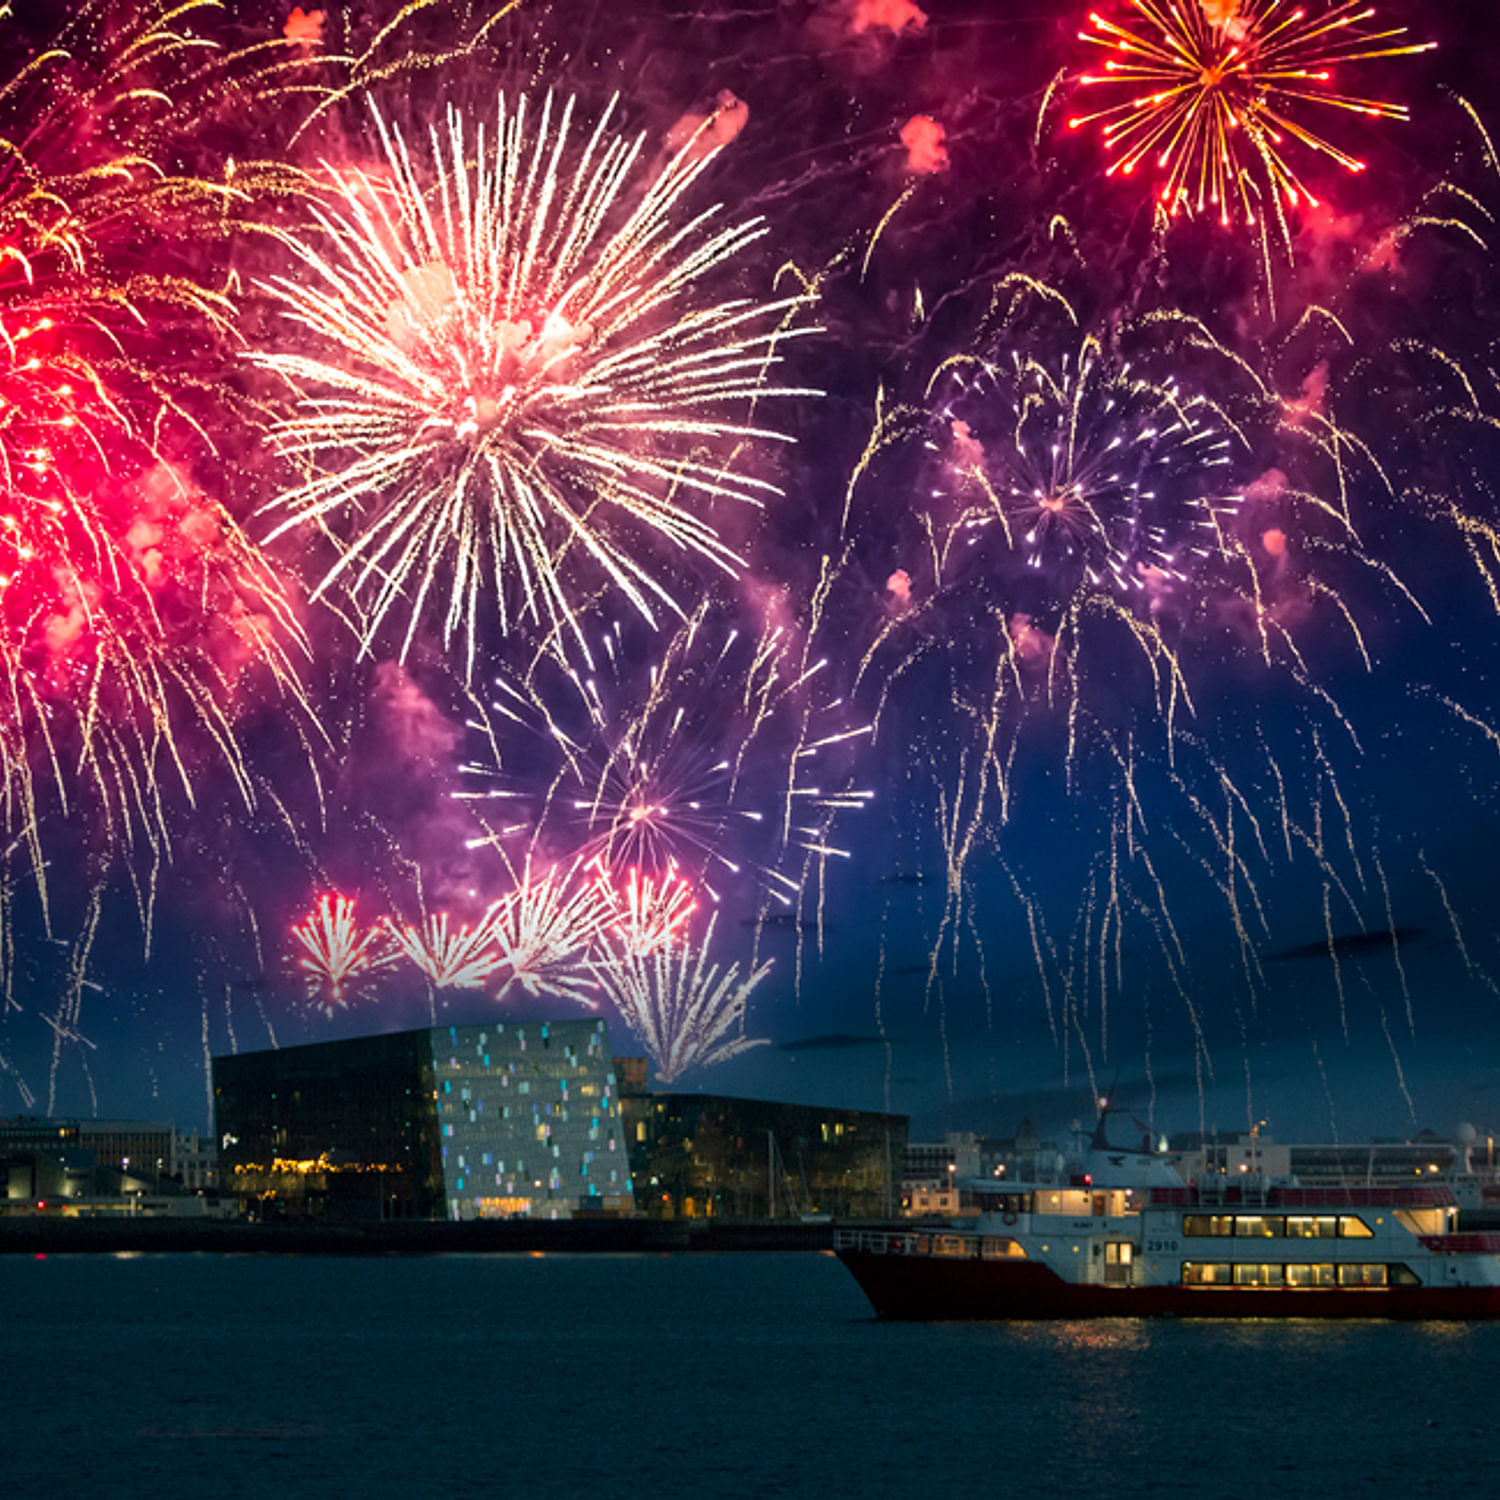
[{"x1": 835, "y1": 1115, "x2": 1500, "y2": 1319}]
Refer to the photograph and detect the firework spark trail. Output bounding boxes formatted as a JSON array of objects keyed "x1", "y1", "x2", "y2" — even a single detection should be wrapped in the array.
[
  {"x1": 1370, "y1": 840, "x2": 1412, "y2": 1033},
  {"x1": 592, "y1": 913, "x2": 770, "y2": 1084},
  {"x1": 292, "y1": 893, "x2": 397, "y2": 1012},
  {"x1": 930, "y1": 337, "x2": 1239, "y2": 597},
  {"x1": 254, "y1": 91, "x2": 818, "y2": 676},
  {"x1": 1370, "y1": 974, "x2": 1416, "y2": 1125},
  {"x1": 386, "y1": 909, "x2": 504, "y2": 988},
  {"x1": 591, "y1": 860, "x2": 698, "y2": 956},
  {"x1": 46, "y1": 884, "x2": 102, "y2": 1116},
  {"x1": 489, "y1": 857, "x2": 609, "y2": 1006},
  {"x1": 752, "y1": 550, "x2": 877, "y2": 986},
  {"x1": 1418, "y1": 848, "x2": 1500, "y2": 999},
  {"x1": 1069, "y1": 0, "x2": 1434, "y2": 231},
  {"x1": 459, "y1": 597, "x2": 871, "y2": 909}
]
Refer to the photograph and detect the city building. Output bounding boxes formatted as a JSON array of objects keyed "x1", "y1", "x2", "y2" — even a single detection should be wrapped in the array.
[
  {"x1": 902, "y1": 1132, "x2": 981, "y2": 1216},
  {"x1": 0, "y1": 1146, "x2": 225, "y2": 1218},
  {"x1": 0, "y1": 1117, "x2": 218, "y2": 1191},
  {"x1": 1167, "y1": 1127, "x2": 1292, "y2": 1180},
  {"x1": 901, "y1": 1120, "x2": 1062, "y2": 1216},
  {"x1": 619, "y1": 1064, "x2": 906, "y2": 1219},
  {"x1": 213, "y1": 1019, "x2": 632, "y2": 1221},
  {"x1": 172, "y1": 1130, "x2": 217, "y2": 1192},
  {"x1": 1168, "y1": 1127, "x2": 1493, "y2": 1187}
]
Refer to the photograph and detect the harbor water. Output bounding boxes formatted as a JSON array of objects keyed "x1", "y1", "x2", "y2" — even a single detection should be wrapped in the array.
[{"x1": 2, "y1": 1249, "x2": 1490, "y2": 1498}]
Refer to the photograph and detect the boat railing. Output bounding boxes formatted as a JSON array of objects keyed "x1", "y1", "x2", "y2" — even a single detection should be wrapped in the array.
[
  {"x1": 1419, "y1": 1231, "x2": 1500, "y2": 1254},
  {"x1": 1148, "y1": 1183, "x2": 1459, "y2": 1210},
  {"x1": 835, "y1": 1227, "x2": 1021, "y2": 1260}
]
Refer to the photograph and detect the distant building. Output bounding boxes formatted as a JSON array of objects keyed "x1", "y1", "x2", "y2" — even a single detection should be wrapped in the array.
[
  {"x1": 213, "y1": 1019, "x2": 632, "y2": 1221},
  {"x1": 172, "y1": 1130, "x2": 217, "y2": 1192},
  {"x1": 902, "y1": 1132, "x2": 981, "y2": 1217},
  {"x1": 0, "y1": 1117, "x2": 217, "y2": 1191},
  {"x1": 901, "y1": 1121, "x2": 1063, "y2": 1217},
  {"x1": 1168, "y1": 1129, "x2": 1292, "y2": 1181},
  {"x1": 1169, "y1": 1128, "x2": 1493, "y2": 1187},
  {"x1": 0, "y1": 1148, "x2": 95, "y2": 1208},
  {"x1": 618, "y1": 1063, "x2": 906, "y2": 1219}
]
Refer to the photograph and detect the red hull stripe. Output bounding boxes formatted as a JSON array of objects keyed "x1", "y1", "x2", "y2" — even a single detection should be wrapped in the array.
[{"x1": 837, "y1": 1252, "x2": 1500, "y2": 1321}]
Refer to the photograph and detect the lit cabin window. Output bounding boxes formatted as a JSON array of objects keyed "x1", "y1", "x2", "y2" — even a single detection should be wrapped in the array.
[
  {"x1": 1234, "y1": 1216, "x2": 1281, "y2": 1238},
  {"x1": 1285, "y1": 1263, "x2": 1337, "y2": 1288},
  {"x1": 1181, "y1": 1261, "x2": 1233, "y2": 1285},
  {"x1": 1286, "y1": 1215, "x2": 1338, "y2": 1239},
  {"x1": 1183, "y1": 1215, "x2": 1234, "y2": 1237},
  {"x1": 1233, "y1": 1263, "x2": 1284, "y2": 1286}
]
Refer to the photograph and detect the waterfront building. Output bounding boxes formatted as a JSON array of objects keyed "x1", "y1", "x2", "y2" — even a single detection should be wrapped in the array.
[
  {"x1": 1166, "y1": 1129, "x2": 1495, "y2": 1187},
  {"x1": 213, "y1": 1019, "x2": 632, "y2": 1221},
  {"x1": 902, "y1": 1132, "x2": 980, "y2": 1217},
  {"x1": 618, "y1": 1065, "x2": 906, "y2": 1219},
  {"x1": 0, "y1": 1117, "x2": 217, "y2": 1190},
  {"x1": 901, "y1": 1122, "x2": 1064, "y2": 1217}
]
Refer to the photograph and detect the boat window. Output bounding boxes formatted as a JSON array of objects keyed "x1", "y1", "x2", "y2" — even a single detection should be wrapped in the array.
[
  {"x1": 1393, "y1": 1207, "x2": 1445, "y2": 1236},
  {"x1": 1233, "y1": 1262, "x2": 1285, "y2": 1286},
  {"x1": 1337, "y1": 1263, "x2": 1387, "y2": 1286},
  {"x1": 1183, "y1": 1214, "x2": 1235, "y2": 1237},
  {"x1": 979, "y1": 1237, "x2": 1027, "y2": 1260},
  {"x1": 1285, "y1": 1263, "x2": 1337, "y2": 1288},
  {"x1": 1104, "y1": 1242, "x2": 1134, "y2": 1264},
  {"x1": 932, "y1": 1235, "x2": 973, "y2": 1259},
  {"x1": 1338, "y1": 1215, "x2": 1374, "y2": 1239},
  {"x1": 1286, "y1": 1215, "x2": 1338, "y2": 1239},
  {"x1": 1235, "y1": 1216, "x2": 1284, "y2": 1238},
  {"x1": 1181, "y1": 1261, "x2": 1233, "y2": 1285},
  {"x1": 1388, "y1": 1263, "x2": 1422, "y2": 1287}
]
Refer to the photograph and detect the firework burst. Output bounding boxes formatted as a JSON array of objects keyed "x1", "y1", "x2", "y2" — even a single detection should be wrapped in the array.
[
  {"x1": 592, "y1": 860, "x2": 698, "y2": 956},
  {"x1": 932, "y1": 334, "x2": 1239, "y2": 605},
  {"x1": 253, "y1": 91, "x2": 817, "y2": 674},
  {"x1": 1068, "y1": 0, "x2": 1434, "y2": 229},
  {"x1": 292, "y1": 893, "x2": 397, "y2": 1012},
  {"x1": 489, "y1": 857, "x2": 609, "y2": 1006},
  {"x1": 386, "y1": 910, "x2": 504, "y2": 989},
  {"x1": 592, "y1": 914, "x2": 770, "y2": 1083}
]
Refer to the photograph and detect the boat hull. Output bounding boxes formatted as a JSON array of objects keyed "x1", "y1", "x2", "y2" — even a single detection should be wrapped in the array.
[{"x1": 837, "y1": 1249, "x2": 1500, "y2": 1321}]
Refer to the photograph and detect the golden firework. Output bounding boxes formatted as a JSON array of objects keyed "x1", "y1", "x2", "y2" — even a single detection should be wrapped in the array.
[{"x1": 254, "y1": 92, "x2": 817, "y2": 675}]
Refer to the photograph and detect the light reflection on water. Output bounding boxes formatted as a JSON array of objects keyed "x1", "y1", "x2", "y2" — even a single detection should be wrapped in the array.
[{"x1": 3, "y1": 1252, "x2": 1491, "y2": 1499}]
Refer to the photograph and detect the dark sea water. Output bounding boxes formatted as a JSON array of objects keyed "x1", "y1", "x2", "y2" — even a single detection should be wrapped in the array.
[{"x1": 2, "y1": 1250, "x2": 1492, "y2": 1499}]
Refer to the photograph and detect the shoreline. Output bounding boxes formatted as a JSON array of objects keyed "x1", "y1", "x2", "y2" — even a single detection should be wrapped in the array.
[{"x1": 0, "y1": 1215, "x2": 850, "y2": 1255}]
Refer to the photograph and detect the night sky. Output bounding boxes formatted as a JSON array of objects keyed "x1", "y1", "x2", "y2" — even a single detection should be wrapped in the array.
[{"x1": 6, "y1": 0, "x2": 1500, "y2": 1148}]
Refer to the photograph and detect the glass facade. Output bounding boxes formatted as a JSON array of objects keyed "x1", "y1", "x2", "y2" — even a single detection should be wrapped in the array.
[
  {"x1": 434, "y1": 1019, "x2": 631, "y2": 1220},
  {"x1": 214, "y1": 1030, "x2": 443, "y2": 1219},
  {"x1": 213, "y1": 1020, "x2": 631, "y2": 1221}
]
